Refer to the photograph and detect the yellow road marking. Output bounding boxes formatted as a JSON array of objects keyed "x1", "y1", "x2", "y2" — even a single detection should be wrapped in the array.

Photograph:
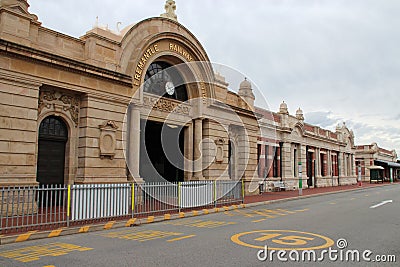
[
  {"x1": 15, "y1": 231, "x2": 37, "y2": 242},
  {"x1": 79, "y1": 226, "x2": 91, "y2": 233},
  {"x1": 104, "y1": 221, "x2": 115, "y2": 230},
  {"x1": 48, "y1": 229, "x2": 63, "y2": 238},
  {"x1": 276, "y1": 209, "x2": 296, "y2": 214},
  {"x1": 167, "y1": 235, "x2": 196, "y2": 242},
  {"x1": 165, "y1": 219, "x2": 236, "y2": 228},
  {"x1": 294, "y1": 209, "x2": 309, "y2": 212},
  {"x1": 0, "y1": 243, "x2": 92, "y2": 263},
  {"x1": 262, "y1": 209, "x2": 287, "y2": 216},
  {"x1": 100, "y1": 230, "x2": 181, "y2": 242},
  {"x1": 125, "y1": 218, "x2": 137, "y2": 227},
  {"x1": 224, "y1": 211, "x2": 235, "y2": 216},
  {"x1": 252, "y1": 218, "x2": 267, "y2": 223},
  {"x1": 231, "y1": 230, "x2": 334, "y2": 251},
  {"x1": 233, "y1": 209, "x2": 256, "y2": 217}
]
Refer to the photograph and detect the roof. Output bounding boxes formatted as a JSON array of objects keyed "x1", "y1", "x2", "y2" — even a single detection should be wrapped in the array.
[{"x1": 375, "y1": 160, "x2": 400, "y2": 168}]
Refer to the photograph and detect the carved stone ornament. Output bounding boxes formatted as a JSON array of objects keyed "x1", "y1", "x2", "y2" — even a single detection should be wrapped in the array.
[
  {"x1": 99, "y1": 120, "x2": 118, "y2": 159},
  {"x1": 160, "y1": 0, "x2": 178, "y2": 21},
  {"x1": 143, "y1": 94, "x2": 190, "y2": 115},
  {"x1": 214, "y1": 138, "x2": 225, "y2": 163},
  {"x1": 38, "y1": 90, "x2": 80, "y2": 126}
]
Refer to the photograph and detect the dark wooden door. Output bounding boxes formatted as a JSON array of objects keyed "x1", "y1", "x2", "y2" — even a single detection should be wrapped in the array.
[{"x1": 36, "y1": 116, "x2": 68, "y2": 185}]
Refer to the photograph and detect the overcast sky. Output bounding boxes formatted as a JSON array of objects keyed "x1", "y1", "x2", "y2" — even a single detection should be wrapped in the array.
[{"x1": 29, "y1": 0, "x2": 400, "y2": 157}]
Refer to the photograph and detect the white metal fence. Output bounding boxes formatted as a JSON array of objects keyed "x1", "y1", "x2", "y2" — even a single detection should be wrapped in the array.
[{"x1": 1, "y1": 180, "x2": 243, "y2": 233}]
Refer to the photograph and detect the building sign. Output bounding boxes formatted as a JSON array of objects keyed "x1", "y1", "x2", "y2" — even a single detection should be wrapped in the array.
[{"x1": 133, "y1": 41, "x2": 194, "y2": 87}]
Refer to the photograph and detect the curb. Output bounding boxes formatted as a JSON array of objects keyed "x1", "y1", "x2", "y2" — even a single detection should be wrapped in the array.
[
  {"x1": 0, "y1": 204, "x2": 245, "y2": 245},
  {"x1": 1, "y1": 183, "x2": 395, "y2": 245}
]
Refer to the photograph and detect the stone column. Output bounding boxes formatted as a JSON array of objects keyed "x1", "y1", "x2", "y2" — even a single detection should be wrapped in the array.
[
  {"x1": 281, "y1": 142, "x2": 292, "y2": 179},
  {"x1": 351, "y1": 154, "x2": 355, "y2": 176},
  {"x1": 315, "y1": 148, "x2": 321, "y2": 177},
  {"x1": 340, "y1": 152, "x2": 347, "y2": 177},
  {"x1": 193, "y1": 118, "x2": 203, "y2": 180},
  {"x1": 184, "y1": 123, "x2": 193, "y2": 180},
  {"x1": 327, "y1": 150, "x2": 332, "y2": 177},
  {"x1": 128, "y1": 107, "x2": 142, "y2": 181},
  {"x1": 259, "y1": 144, "x2": 265, "y2": 178}
]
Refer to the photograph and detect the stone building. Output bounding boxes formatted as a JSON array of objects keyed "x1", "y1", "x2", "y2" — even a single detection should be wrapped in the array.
[
  {"x1": 0, "y1": 0, "x2": 357, "y2": 194},
  {"x1": 256, "y1": 103, "x2": 357, "y2": 190},
  {"x1": 356, "y1": 143, "x2": 399, "y2": 182}
]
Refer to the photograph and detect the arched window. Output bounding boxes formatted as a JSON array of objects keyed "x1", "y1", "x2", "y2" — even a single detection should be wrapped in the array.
[
  {"x1": 39, "y1": 116, "x2": 68, "y2": 141},
  {"x1": 144, "y1": 61, "x2": 188, "y2": 101}
]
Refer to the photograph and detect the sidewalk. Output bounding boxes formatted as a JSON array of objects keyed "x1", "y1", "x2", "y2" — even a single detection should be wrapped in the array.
[{"x1": 244, "y1": 181, "x2": 398, "y2": 204}]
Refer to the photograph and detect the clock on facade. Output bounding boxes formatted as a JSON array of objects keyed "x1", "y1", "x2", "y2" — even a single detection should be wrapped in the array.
[{"x1": 165, "y1": 81, "x2": 175, "y2": 95}]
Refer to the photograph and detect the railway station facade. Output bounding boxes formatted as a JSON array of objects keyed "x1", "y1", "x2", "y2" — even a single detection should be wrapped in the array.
[{"x1": 0, "y1": 0, "x2": 366, "y2": 194}]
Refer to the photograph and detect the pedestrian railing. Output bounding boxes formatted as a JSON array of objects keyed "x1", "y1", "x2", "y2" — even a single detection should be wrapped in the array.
[
  {"x1": 1, "y1": 180, "x2": 244, "y2": 234},
  {"x1": 0, "y1": 185, "x2": 67, "y2": 233}
]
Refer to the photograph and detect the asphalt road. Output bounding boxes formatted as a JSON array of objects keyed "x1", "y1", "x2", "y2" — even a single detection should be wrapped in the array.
[{"x1": 1, "y1": 184, "x2": 399, "y2": 267}]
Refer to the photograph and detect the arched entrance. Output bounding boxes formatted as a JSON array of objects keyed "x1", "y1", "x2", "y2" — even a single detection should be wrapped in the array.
[
  {"x1": 139, "y1": 60, "x2": 188, "y2": 183},
  {"x1": 37, "y1": 116, "x2": 68, "y2": 186}
]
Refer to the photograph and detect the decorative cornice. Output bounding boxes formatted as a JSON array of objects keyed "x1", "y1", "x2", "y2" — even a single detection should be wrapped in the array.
[{"x1": 0, "y1": 39, "x2": 132, "y2": 86}]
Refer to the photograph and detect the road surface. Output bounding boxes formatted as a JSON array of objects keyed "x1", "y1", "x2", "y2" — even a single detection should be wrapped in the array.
[{"x1": 0, "y1": 184, "x2": 399, "y2": 266}]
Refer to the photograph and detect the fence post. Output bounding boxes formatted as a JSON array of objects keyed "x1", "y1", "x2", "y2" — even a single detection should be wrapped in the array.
[
  {"x1": 214, "y1": 180, "x2": 217, "y2": 207},
  {"x1": 178, "y1": 182, "x2": 181, "y2": 213},
  {"x1": 131, "y1": 183, "x2": 135, "y2": 218},
  {"x1": 67, "y1": 184, "x2": 71, "y2": 227}
]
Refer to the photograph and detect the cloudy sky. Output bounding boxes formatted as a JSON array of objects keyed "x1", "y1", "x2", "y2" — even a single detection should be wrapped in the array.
[{"x1": 29, "y1": 0, "x2": 400, "y2": 156}]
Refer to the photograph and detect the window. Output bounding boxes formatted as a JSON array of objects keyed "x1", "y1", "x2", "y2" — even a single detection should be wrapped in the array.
[
  {"x1": 144, "y1": 61, "x2": 188, "y2": 101},
  {"x1": 264, "y1": 145, "x2": 269, "y2": 178},
  {"x1": 293, "y1": 148, "x2": 297, "y2": 177},
  {"x1": 257, "y1": 144, "x2": 262, "y2": 177},
  {"x1": 273, "y1": 146, "x2": 279, "y2": 177}
]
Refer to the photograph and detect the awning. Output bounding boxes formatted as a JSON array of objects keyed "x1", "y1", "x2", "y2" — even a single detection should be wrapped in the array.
[
  {"x1": 374, "y1": 160, "x2": 400, "y2": 168},
  {"x1": 367, "y1": 165, "x2": 385, "y2": 170}
]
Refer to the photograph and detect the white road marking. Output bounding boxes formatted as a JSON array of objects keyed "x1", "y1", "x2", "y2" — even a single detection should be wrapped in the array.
[{"x1": 370, "y1": 200, "x2": 393, "y2": 209}]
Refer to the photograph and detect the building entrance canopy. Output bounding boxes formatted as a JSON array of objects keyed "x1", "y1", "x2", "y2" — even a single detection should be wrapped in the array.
[{"x1": 375, "y1": 160, "x2": 400, "y2": 168}]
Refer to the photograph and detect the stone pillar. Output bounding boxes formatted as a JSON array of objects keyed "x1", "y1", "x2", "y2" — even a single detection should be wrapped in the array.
[
  {"x1": 315, "y1": 148, "x2": 321, "y2": 177},
  {"x1": 300, "y1": 144, "x2": 307, "y2": 186},
  {"x1": 184, "y1": 123, "x2": 193, "y2": 180},
  {"x1": 342, "y1": 153, "x2": 347, "y2": 177},
  {"x1": 300, "y1": 145, "x2": 307, "y2": 169},
  {"x1": 327, "y1": 150, "x2": 332, "y2": 177},
  {"x1": 259, "y1": 145, "x2": 265, "y2": 177},
  {"x1": 193, "y1": 118, "x2": 203, "y2": 179},
  {"x1": 128, "y1": 107, "x2": 142, "y2": 181},
  {"x1": 281, "y1": 142, "x2": 292, "y2": 179}
]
